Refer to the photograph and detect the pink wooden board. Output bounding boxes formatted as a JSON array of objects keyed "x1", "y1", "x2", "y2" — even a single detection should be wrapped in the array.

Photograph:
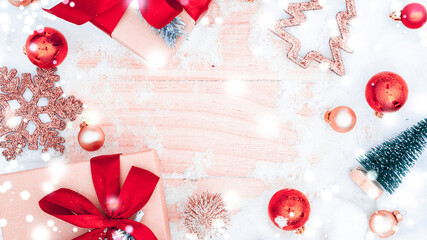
[{"x1": 62, "y1": 1, "x2": 308, "y2": 229}]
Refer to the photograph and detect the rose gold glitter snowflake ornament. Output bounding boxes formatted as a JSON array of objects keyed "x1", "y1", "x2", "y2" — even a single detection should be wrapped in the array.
[
  {"x1": 182, "y1": 192, "x2": 230, "y2": 240},
  {"x1": 0, "y1": 67, "x2": 83, "y2": 160},
  {"x1": 270, "y1": 0, "x2": 357, "y2": 76}
]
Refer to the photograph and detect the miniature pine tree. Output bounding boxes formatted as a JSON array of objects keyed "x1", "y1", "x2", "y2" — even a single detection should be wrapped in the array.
[{"x1": 358, "y1": 118, "x2": 427, "y2": 194}]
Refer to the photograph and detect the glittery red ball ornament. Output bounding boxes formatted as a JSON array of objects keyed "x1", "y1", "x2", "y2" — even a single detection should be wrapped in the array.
[
  {"x1": 365, "y1": 72, "x2": 408, "y2": 117},
  {"x1": 25, "y1": 27, "x2": 68, "y2": 69},
  {"x1": 78, "y1": 122, "x2": 105, "y2": 151},
  {"x1": 268, "y1": 188, "x2": 310, "y2": 233},
  {"x1": 401, "y1": 3, "x2": 427, "y2": 29}
]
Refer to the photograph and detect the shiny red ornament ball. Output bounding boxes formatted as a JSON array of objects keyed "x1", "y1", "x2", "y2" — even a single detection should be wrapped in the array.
[
  {"x1": 268, "y1": 188, "x2": 310, "y2": 233},
  {"x1": 78, "y1": 122, "x2": 105, "y2": 151},
  {"x1": 365, "y1": 72, "x2": 408, "y2": 117},
  {"x1": 25, "y1": 27, "x2": 68, "y2": 69},
  {"x1": 401, "y1": 3, "x2": 427, "y2": 29}
]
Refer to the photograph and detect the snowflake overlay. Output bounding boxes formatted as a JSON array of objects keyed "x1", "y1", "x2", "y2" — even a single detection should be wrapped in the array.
[
  {"x1": 0, "y1": 67, "x2": 83, "y2": 160},
  {"x1": 274, "y1": 215, "x2": 288, "y2": 229}
]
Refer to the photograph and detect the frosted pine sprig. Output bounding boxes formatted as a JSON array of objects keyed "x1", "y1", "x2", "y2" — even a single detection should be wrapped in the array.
[
  {"x1": 136, "y1": 9, "x2": 187, "y2": 48},
  {"x1": 151, "y1": 17, "x2": 187, "y2": 48},
  {"x1": 182, "y1": 192, "x2": 230, "y2": 240}
]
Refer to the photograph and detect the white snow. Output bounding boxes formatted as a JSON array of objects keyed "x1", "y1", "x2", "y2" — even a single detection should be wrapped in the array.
[
  {"x1": 164, "y1": 181, "x2": 197, "y2": 207},
  {"x1": 243, "y1": 0, "x2": 427, "y2": 239},
  {"x1": 165, "y1": 149, "x2": 213, "y2": 180},
  {"x1": 176, "y1": 0, "x2": 227, "y2": 69},
  {"x1": 0, "y1": 0, "x2": 427, "y2": 239}
]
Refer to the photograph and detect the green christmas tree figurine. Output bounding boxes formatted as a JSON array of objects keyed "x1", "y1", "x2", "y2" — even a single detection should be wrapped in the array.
[{"x1": 355, "y1": 118, "x2": 427, "y2": 196}]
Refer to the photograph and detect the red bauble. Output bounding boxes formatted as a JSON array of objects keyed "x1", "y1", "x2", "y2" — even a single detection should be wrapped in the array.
[
  {"x1": 25, "y1": 27, "x2": 68, "y2": 69},
  {"x1": 268, "y1": 188, "x2": 310, "y2": 233},
  {"x1": 365, "y1": 72, "x2": 408, "y2": 117},
  {"x1": 401, "y1": 3, "x2": 427, "y2": 29},
  {"x1": 78, "y1": 122, "x2": 105, "y2": 151}
]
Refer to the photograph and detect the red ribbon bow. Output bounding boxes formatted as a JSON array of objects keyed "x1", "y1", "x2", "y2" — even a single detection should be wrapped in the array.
[
  {"x1": 39, "y1": 154, "x2": 160, "y2": 240},
  {"x1": 44, "y1": 0, "x2": 212, "y2": 35}
]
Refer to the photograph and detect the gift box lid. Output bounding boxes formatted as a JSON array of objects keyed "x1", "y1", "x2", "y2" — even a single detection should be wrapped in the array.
[
  {"x1": 111, "y1": 4, "x2": 195, "y2": 67},
  {"x1": 0, "y1": 149, "x2": 171, "y2": 240},
  {"x1": 350, "y1": 167, "x2": 384, "y2": 200}
]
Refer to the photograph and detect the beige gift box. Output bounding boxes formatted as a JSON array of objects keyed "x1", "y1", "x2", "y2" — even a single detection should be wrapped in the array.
[
  {"x1": 0, "y1": 150, "x2": 171, "y2": 240},
  {"x1": 111, "y1": 4, "x2": 195, "y2": 67},
  {"x1": 350, "y1": 167, "x2": 384, "y2": 200}
]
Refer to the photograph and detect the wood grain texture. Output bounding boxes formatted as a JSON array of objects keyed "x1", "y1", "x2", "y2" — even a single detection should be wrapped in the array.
[{"x1": 62, "y1": 0, "x2": 315, "y2": 235}]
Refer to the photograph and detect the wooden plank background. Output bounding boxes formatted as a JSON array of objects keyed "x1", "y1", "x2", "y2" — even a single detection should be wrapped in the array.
[{"x1": 62, "y1": 0, "x2": 321, "y2": 233}]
